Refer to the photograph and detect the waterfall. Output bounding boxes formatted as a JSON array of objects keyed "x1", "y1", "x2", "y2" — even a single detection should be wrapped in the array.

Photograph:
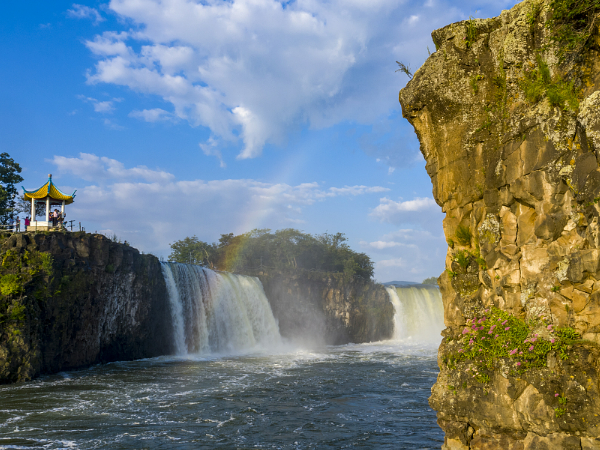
[
  {"x1": 385, "y1": 285, "x2": 444, "y2": 343},
  {"x1": 161, "y1": 262, "x2": 281, "y2": 355}
]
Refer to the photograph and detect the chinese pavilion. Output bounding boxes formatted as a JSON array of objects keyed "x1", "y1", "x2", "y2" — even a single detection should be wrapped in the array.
[{"x1": 22, "y1": 174, "x2": 76, "y2": 231}]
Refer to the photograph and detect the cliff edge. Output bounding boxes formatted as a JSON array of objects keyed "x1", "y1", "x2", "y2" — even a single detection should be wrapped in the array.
[
  {"x1": 400, "y1": 0, "x2": 600, "y2": 448},
  {"x1": 0, "y1": 232, "x2": 173, "y2": 384}
]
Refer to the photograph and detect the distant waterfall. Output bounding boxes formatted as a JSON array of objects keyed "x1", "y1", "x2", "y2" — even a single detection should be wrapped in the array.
[
  {"x1": 385, "y1": 285, "x2": 444, "y2": 343},
  {"x1": 161, "y1": 263, "x2": 281, "y2": 355}
]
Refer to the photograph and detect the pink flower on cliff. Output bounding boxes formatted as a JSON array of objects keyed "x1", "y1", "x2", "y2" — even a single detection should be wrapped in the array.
[
  {"x1": 463, "y1": 328, "x2": 469, "y2": 334},
  {"x1": 529, "y1": 345, "x2": 534, "y2": 351},
  {"x1": 505, "y1": 327, "x2": 510, "y2": 331}
]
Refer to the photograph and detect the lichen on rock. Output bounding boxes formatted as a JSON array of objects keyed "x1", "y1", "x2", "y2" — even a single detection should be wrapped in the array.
[{"x1": 399, "y1": 0, "x2": 600, "y2": 447}]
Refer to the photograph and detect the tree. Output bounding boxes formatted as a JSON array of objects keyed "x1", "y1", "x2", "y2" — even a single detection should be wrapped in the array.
[
  {"x1": 168, "y1": 236, "x2": 216, "y2": 266},
  {"x1": 0, "y1": 154, "x2": 24, "y2": 224},
  {"x1": 422, "y1": 276, "x2": 438, "y2": 285},
  {"x1": 14, "y1": 198, "x2": 45, "y2": 219}
]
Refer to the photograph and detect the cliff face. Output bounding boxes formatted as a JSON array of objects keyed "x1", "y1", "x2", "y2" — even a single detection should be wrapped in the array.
[
  {"x1": 257, "y1": 270, "x2": 393, "y2": 345},
  {"x1": 400, "y1": 0, "x2": 600, "y2": 448},
  {"x1": 0, "y1": 232, "x2": 173, "y2": 384}
]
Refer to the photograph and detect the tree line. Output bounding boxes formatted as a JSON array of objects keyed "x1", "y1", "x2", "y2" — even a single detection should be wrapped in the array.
[{"x1": 168, "y1": 228, "x2": 375, "y2": 280}]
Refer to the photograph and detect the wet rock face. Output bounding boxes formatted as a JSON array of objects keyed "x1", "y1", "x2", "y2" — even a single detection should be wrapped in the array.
[
  {"x1": 0, "y1": 232, "x2": 174, "y2": 384},
  {"x1": 399, "y1": 0, "x2": 600, "y2": 447},
  {"x1": 257, "y1": 270, "x2": 393, "y2": 345}
]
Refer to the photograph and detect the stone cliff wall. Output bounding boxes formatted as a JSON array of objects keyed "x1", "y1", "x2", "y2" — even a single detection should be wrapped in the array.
[
  {"x1": 0, "y1": 232, "x2": 173, "y2": 384},
  {"x1": 257, "y1": 270, "x2": 393, "y2": 345},
  {"x1": 400, "y1": 0, "x2": 600, "y2": 448}
]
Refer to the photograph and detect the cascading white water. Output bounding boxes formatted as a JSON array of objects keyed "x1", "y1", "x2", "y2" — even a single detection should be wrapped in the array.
[
  {"x1": 161, "y1": 262, "x2": 281, "y2": 355},
  {"x1": 385, "y1": 285, "x2": 444, "y2": 343}
]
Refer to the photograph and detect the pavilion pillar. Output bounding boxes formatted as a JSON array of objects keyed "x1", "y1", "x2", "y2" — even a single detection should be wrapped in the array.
[
  {"x1": 31, "y1": 198, "x2": 35, "y2": 220},
  {"x1": 61, "y1": 200, "x2": 65, "y2": 215},
  {"x1": 45, "y1": 197, "x2": 50, "y2": 223}
]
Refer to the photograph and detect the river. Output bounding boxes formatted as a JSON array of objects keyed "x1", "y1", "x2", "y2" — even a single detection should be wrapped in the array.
[
  {"x1": 1, "y1": 267, "x2": 444, "y2": 449},
  {"x1": 0, "y1": 340, "x2": 442, "y2": 449}
]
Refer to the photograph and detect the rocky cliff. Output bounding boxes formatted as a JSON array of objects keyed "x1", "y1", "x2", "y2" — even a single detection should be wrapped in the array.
[
  {"x1": 257, "y1": 270, "x2": 393, "y2": 345},
  {"x1": 0, "y1": 232, "x2": 173, "y2": 384},
  {"x1": 400, "y1": 0, "x2": 600, "y2": 448}
]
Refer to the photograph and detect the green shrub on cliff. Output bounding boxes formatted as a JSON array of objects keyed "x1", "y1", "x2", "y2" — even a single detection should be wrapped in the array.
[
  {"x1": 0, "y1": 249, "x2": 53, "y2": 326},
  {"x1": 454, "y1": 225, "x2": 472, "y2": 246},
  {"x1": 547, "y1": 0, "x2": 600, "y2": 59},
  {"x1": 444, "y1": 307, "x2": 580, "y2": 383},
  {"x1": 521, "y1": 54, "x2": 579, "y2": 111}
]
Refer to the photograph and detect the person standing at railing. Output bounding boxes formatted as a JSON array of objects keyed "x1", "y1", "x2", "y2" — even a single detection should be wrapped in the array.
[
  {"x1": 15, "y1": 217, "x2": 20, "y2": 232},
  {"x1": 24, "y1": 217, "x2": 30, "y2": 231}
]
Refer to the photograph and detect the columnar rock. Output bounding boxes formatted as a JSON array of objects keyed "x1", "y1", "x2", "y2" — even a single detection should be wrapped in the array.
[{"x1": 399, "y1": 0, "x2": 600, "y2": 447}]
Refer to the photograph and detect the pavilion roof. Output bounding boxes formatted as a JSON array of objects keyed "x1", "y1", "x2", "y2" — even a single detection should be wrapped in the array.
[{"x1": 22, "y1": 175, "x2": 76, "y2": 205}]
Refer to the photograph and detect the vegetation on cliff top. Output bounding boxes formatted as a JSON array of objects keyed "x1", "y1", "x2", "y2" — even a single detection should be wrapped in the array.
[
  {"x1": 169, "y1": 228, "x2": 375, "y2": 280},
  {"x1": 547, "y1": 0, "x2": 600, "y2": 59}
]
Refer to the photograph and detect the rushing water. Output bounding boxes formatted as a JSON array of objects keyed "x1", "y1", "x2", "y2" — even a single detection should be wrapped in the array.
[
  {"x1": 386, "y1": 285, "x2": 444, "y2": 344},
  {"x1": 0, "y1": 271, "x2": 445, "y2": 449}
]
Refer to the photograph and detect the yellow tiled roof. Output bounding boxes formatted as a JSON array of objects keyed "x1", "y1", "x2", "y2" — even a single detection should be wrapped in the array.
[{"x1": 22, "y1": 177, "x2": 75, "y2": 204}]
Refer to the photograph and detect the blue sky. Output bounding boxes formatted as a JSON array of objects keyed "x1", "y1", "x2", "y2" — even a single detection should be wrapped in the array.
[{"x1": 2, "y1": 0, "x2": 517, "y2": 282}]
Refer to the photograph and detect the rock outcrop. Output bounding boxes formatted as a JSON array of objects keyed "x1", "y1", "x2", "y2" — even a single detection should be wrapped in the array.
[
  {"x1": 257, "y1": 270, "x2": 394, "y2": 345},
  {"x1": 0, "y1": 232, "x2": 173, "y2": 384},
  {"x1": 400, "y1": 0, "x2": 600, "y2": 447}
]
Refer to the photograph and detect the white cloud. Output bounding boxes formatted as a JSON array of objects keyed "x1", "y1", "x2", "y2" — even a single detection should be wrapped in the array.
[
  {"x1": 362, "y1": 228, "x2": 447, "y2": 283},
  {"x1": 82, "y1": 0, "x2": 501, "y2": 161},
  {"x1": 370, "y1": 196, "x2": 442, "y2": 231},
  {"x1": 67, "y1": 4, "x2": 105, "y2": 24},
  {"x1": 129, "y1": 108, "x2": 174, "y2": 123},
  {"x1": 78, "y1": 95, "x2": 122, "y2": 114},
  {"x1": 50, "y1": 153, "x2": 174, "y2": 183},
  {"x1": 49, "y1": 153, "x2": 388, "y2": 256}
]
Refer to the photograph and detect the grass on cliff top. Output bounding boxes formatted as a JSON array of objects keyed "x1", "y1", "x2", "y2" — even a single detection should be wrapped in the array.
[
  {"x1": 547, "y1": 0, "x2": 600, "y2": 60},
  {"x1": 444, "y1": 307, "x2": 579, "y2": 383}
]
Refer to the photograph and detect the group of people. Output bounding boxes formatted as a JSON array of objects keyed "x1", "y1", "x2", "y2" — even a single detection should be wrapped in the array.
[
  {"x1": 8, "y1": 209, "x2": 67, "y2": 232},
  {"x1": 50, "y1": 209, "x2": 66, "y2": 228}
]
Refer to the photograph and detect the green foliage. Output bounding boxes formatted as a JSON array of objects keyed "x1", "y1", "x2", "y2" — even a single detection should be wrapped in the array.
[
  {"x1": 0, "y1": 249, "x2": 53, "y2": 326},
  {"x1": 169, "y1": 235, "x2": 217, "y2": 266},
  {"x1": 526, "y1": 2, "x2": 543, "y2": 34},
  {"x1": 444, "y1": 307, "x2": 580, "y2": 383},
  {"x1": 547, "y1": 0, "x2": 600, "y2": 60},
  {"x1": 395, "y1": 61, "x2": 413, "y2": 78},
  {"x1": 447, "y1": 269, "x2": 457, "y2": 279},
  {"x1": 465, "y1": 16, "x2": 478, "y2": 48},
  {"x1": 0, "y1": 274, "x2": 22, "y2": 296},
  {"x1": 422, "y1": 276, "x2": 438, "y2": 285},
  {"x1": 470, "y1": 74, "x2": 484, "y2": 94},
  {"x1": 447, "y1": 238, "x2": 455, "y2": 249},
  {"x1": 455, "y1": 225, "x2": 472, "y2": 246},
  {"x1": 454, "y1": 250, "x2": 470, "y2": 268},
  {"x1": 558, "y1": 394, "x2": 568, "y2": 405},
  {"x1": 555, "y1": 407, "x2": 566, "y2": 417},
  {"x1": 521, "y1": 54, "x2": 579, "y2": 111},
  {"x1": 105, "y1": 264, "x2": 115, "y2": 274},
  {"x1": 551, "y1": 285, "x2": 561, "y2": 292},
  {"x1": 0, "y1": 153, "x2": 24, "y2": 225},
  {"x1": 170, "y1": 229, "x2": 375, "y2": 279}
]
